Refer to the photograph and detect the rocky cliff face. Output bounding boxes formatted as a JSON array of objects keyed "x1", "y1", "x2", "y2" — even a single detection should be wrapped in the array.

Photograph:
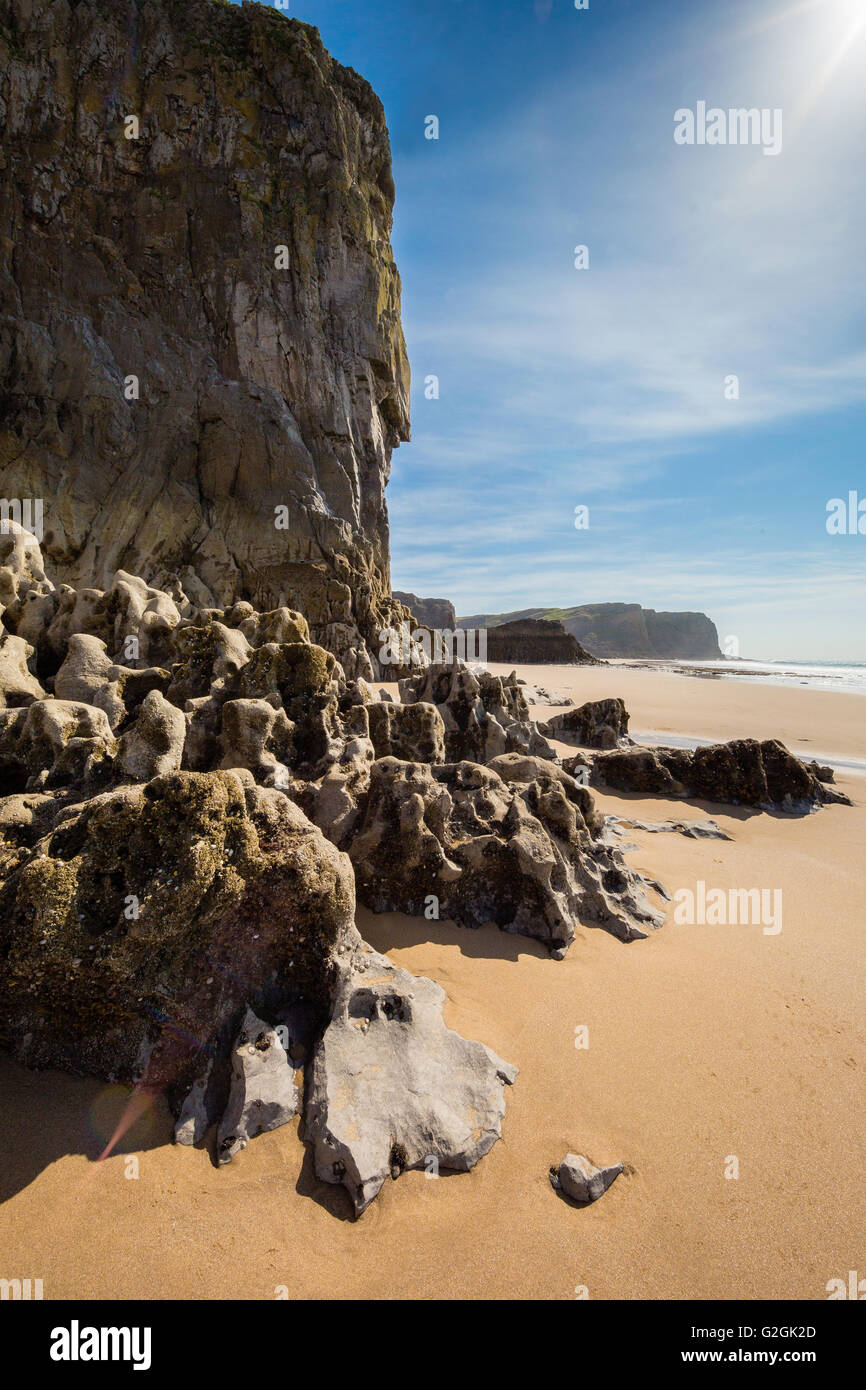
[
  {"x1": 392, "y1": 591, "x2": 457, "y2": 631},
  {"x1": 0, "y1": 0, "x2": 411, "y2": 678},
  {"x1": 485, "y1": 618, "x2": 600, "y2": 666},
  {"x1": 565, "y1": 605, "x2": 722, "y2": 659},
  {"x1": 460, "y1": 604, "x2": 722, "y2": 659}
]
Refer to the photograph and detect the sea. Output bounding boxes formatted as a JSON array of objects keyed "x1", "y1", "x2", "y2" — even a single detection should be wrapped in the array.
[{"x1": 638, "y1": 659, "x2": 866, "y2": 695}]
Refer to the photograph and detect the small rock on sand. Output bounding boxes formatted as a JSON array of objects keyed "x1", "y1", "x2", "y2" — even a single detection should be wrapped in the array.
[{"x1": 550, "y1": 1152, "x2": 623, "y2": 1203}]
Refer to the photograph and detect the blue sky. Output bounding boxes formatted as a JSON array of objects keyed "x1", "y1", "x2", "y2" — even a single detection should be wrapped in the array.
[{"x1": 251, "y1": 0, "x2": 866, "y2": 658}]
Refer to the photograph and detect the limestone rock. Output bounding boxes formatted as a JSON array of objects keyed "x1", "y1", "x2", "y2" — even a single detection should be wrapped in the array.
[
  {"x1": 0, "y1": 698, "x2": 116, "y2": 796},
  {"x1": 550, "y1": 1152, "x2": 623, "y2": 1204},
  {"x1": 236, "y1": 608, "x2": 310, "y2": 650},
  {"x1": 55, "y1": 634, "x2": 170, "y2": 730},
  {"x1": 344, "y1": 756, "x2": 666, "y2": 952},
  {"x1": 539, "y1": 698, "x2": 631, "y2": 750},
  {"x1": 1, "y1": 528, "x2": 844, "y2": 1210},
  {"x1": 0, "y1": 631, "x2": 45, "y2": 708},
  {"x1": 592, "y1": 739, "x2": 851, "y2": 813},
  {"x1": 367, "y1": 700, "x2": 446, "y2": 763},
  {"x1": 809, "y1": 761, "x2": 835, "y2": 784},
  {"x1": 606, "y1": 815, "x2": 732, "y2": 841},
  {"x1": 216, "y1": 1008, "x2": 299, "y2": 1165},
  {"x1": 399, "y1": 663, "x2": 558, "y2": 763},
  {"x1": 173, "y1": 1060, "x2": 213, "y2": 1148},
  {"x1": 0, "y1": 523, "x2": 51, "y2": 607},
  {"x1": 521, "y1": 685, "x2": 575, "y2": 706},
  {"x1": 219, "y1": 699, "x2": 294, "y2": 787},
  {"x1": 0, "y1": 0, "x2": 411, "y2": 675},
  {"x1": 306, "y1": 941, "x2": 517, "y2": 1215},
  {"x1": 0, "y1": 771, "x2": 357, "y2": 1089},
  {"x1": 118, "y1": 690, "x2": 187, "y2": 781}
]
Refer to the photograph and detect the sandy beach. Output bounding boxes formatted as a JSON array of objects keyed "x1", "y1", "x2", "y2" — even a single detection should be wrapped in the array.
[{"x1": 1, "y1": 664, "x2": 863, "y2": 1300}]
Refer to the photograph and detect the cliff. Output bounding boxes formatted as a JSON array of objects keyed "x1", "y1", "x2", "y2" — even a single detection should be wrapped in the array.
[
  {"x1": 0, "y1": 0, "x2": 411, "y2": 678},
  {"x1": 459, "y1": 604, "x2": 722, "y2": 660},
  {"x1": 485, "y1": 618, "x2": 601, "y2": 665},
  {"x1": 392, "y1": 591, "x2": 457, "y2": 631}
]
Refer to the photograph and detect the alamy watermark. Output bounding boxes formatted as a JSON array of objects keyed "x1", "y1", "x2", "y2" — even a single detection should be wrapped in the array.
[
  {"x1": 826, "y1": 491, "x2": 866, "y2": 535},
  {"x1": 1, "y1": 1276, "x2": 43, "y2": 1300},
  {"x1": 674, "y1": 103, "x2": 782, "y2": 157},
  {"x1": 672, "y1": 880, "x2": 782, "y2": 935},
  {"x1": 0, "y1": 497, "x2": 44, "y2": 542},
  {"x1": 50, "y1": 1322, "x2": 152, "y2": 1370},
  {"x1": 378, "y1": 621, "x2": 487, "y2": 671}
]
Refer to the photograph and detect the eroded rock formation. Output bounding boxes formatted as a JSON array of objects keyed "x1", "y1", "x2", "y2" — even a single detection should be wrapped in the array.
[
  {"x1": 0, "y1": 519, "x2": 851, "y2": 1215},
  {"x1": 539, "y1": 697, "x2": 631, "y2": 750},
  {"x1": 398, "y1": 663, "x2": 559, "y2": 763},
  {"x1": 306, "y1": 940, "x2": 517, "y2": 1214},
  {"x1": 591, "y1": 739, "x2": 851, "y2": 814},
  {"x1": 0, "y1": 526, "x2": 671, "y2": 1210},
  {"x1": 344, "y1": 754, "x2": 664, "y2": 952}
]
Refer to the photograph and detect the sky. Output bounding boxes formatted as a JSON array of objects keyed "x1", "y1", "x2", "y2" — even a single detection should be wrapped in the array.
[{"x1": 243, "y1": 0, "x2": 866, "y2": 659}]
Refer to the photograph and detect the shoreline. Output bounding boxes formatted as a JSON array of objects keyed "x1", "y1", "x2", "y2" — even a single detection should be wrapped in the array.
[
  {"x1": 479, "y1": 661, "x2": 866, "y2": 765},
  {"x1": 611, "y1": 657, "x2": 866, "y2": 697}
]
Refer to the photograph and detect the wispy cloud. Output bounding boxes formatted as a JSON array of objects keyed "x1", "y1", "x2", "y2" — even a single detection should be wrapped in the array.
[{"x1": 385, "y1": 0, "x2": 866, "y2": 656}]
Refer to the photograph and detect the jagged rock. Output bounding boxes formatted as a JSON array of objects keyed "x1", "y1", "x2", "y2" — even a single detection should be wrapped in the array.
[
  {"x1": 306, "y1": 940, "x2": 517, "y2": 1216},
  {"x1": 521, "y1": 685, "x2": 575, "y2": 706},
  {"x1": 0, "y1": 698, "x2": 116, "y2": 796},
  {"x1": 592, "y1": 739, "x2": 851, "y2": 813},
  {"x1": 343, "y1": 756, "x2": 665, "y2": 952},
  {"x1": 0, "y1": 630, "x2": 45, "y2": 707},
  {"x1": 606, "y1": 815, "x2": 732, "y2": 841},
  {"x1": 399, "y1": 663, "x2": 558, "y2": 763},
  {"x1": 55, "y1": 634, "x2": 170, "y2": 730},
  {"x1": 216, "y1": 1007, "x2": 299, "y2": 1165},
  {"x1": 367, "y1": 700, "x2": 446, "y2": 763},
  {"x1": 219, "y1": 699, "x2": 294, "y2": 786},
  {"x1": 539, "y1": 698, "x2": 631, "y2": 750},
  {"x1": 392, "y1": 592, "x2": 457, "y2": 631},
  {"x1": 550, "y1": 1153, "x2": 623, "y2": 1203},
  {"x1": 117, "y1": 690, "x2": 187, "y2": 782},
  {"x1": 485, "y1": 618, "x2": 601, "y2": 665},
  {"x1": 0, "y1": 0, "x2": 411, "y2": 675},
  {"x1": 809, "y1": 761, "x2": 835, "y2": 784}
]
